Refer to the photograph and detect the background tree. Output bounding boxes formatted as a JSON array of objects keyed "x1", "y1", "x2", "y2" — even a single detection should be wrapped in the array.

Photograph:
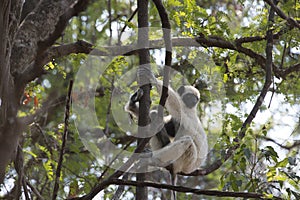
[{"x1": 0, "y1": 0, "x2": 299, "y2": 199}]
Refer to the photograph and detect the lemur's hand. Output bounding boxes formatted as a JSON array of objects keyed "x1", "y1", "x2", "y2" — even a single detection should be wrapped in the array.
[
  {"x1": 131, "y1": 88, "x2": 144, "y2": 103},
  {"x1": 155, "y1": 79, "x2": 163, "y2": 94}
]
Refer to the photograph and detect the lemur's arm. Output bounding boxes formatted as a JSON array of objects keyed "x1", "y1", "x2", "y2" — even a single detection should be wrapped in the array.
[
  {"x1": 125, "y1": 88, "x2": 172, "y2": 149},
  {"x1": 124, "y1": 88, "x2": 143, "y2": 118},
  {"x1": 155, "y1": 80, "x2": 181, "y2": 120}
]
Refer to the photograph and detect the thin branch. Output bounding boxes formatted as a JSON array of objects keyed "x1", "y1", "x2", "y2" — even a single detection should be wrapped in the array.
[
  {"x1": 152, "y1": 0, "x2": 172, "y2": 112},
  {"x1": 264, "y1": 0, "x2": 300, "y2": 29},
  {"x1": 279, "y1": 42, "x2": 287, "y2": 69},
  {"x1": 52, "y1": 80, "x2": 73, "y2": 200},
  {"x1": 260, "y1": 136, "x2": 300, "y2": 150},
  {"x1": 104, "y1": 78, "x2": 114, "y2": 135},
  {"x1": 281, "y1": 63, "x2": 300, "y2": 78},
  {"x1": 22, "y1": 178, "x2": 30, "y2": 200},
  {"x1": 268, "y1": 79, "x2": 275, "y2": 108},
  {"x1": 108, "y1": 0, "x2": 112, "y2": 45},
  {"x1": 107, "y1": 179, "x2": 283, "y2": 200},
  {"x1": 25, "y1": 179, "x2": 45, "y2": 200},
  {"x1": 38, "y1": 0, "x2": 90, "y2": 52},
  {"x1": 118, "y1": 8, "x2": 138, "y2": 44},
  {"x1": 14, "y1": 144, "x2": 27, "y2": 199},
  {"x1": 196, "y1": 35, "x2": 276, "y2": 72},
  {"x1": 151, "y1": 0, "x2": 174, "y2": 196}
]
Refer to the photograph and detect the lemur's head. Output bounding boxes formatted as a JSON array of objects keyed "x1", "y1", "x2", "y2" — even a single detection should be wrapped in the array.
[{"x1": 177, "y1": 85, "x2": 200, "y2": 109}]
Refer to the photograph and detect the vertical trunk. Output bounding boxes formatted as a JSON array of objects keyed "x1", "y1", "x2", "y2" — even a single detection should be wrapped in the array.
[
  {"x1": 136, "y1": 0, "x2": 150, "y2": 199},
  {"x1": 0, "y1": 0, "x2": 20, "y2": 184}
]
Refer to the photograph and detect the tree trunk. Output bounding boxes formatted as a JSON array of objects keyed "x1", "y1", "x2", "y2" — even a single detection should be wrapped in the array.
[
  {"x1": 136, "y1": 0, "x2": 150, "y2": 199},
  {"x1": 0, "y1": 0, "x2": 20, "y2": 184}
]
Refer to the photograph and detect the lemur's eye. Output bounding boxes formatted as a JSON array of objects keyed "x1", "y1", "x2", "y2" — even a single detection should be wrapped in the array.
[{"x1": 182, "y1": 93, "x2": 199, "y2": 108}]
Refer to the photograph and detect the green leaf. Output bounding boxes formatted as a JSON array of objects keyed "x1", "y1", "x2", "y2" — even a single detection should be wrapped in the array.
[{"x1": 263, "y1": 146, "x2": 279, "y2": 162}]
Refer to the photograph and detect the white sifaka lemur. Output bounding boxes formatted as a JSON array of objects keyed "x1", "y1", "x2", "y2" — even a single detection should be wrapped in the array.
[{"x1": 125, "y1": 79, "x2": 208, "y2": 175}]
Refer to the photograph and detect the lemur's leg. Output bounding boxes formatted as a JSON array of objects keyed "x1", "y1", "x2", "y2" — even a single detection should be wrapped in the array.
[{"x1": 142, "y1": 135, "x2": 196, "y2": 171}]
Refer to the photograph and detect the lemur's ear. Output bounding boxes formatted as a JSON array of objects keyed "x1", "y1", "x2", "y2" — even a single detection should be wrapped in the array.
[
  {"x1": 177, "y1": 86, "x2": 185, "y2": 96},
  {"x1": 131, "y1": 88, "x2": 144, "y2": 103}
]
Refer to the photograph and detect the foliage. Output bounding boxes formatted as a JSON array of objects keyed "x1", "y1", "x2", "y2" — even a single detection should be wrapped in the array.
[{"x1": 1, "y1": 0, "x2": 300, "y2": 199}]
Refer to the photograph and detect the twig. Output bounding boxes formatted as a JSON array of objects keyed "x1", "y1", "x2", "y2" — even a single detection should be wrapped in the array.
[
  {"x1": 52, "y1": 80, "x2": 73, "y2": 200},
  {"x1": 104, "y1": 78, "x2": 114, "y2": 134},
  {"x1": 22, "y1": 178, "x2": 30, "y2": 200},
  {"x1": 14, "y1": 143, "x2": 30, "y2": 200},
  {"x1": 260, "y1": 136, "x2": 300, "y2": 150},
  {"x1": 70, "y1": 141, "x2": 151, "y2": 200},
  {"x1": 268, "y1": 79, "x2": 275, "y2": 108},
  {"x1": 108, "y1": 0, "x2": 112, "y2": 45},
  {"x1": 25, "y1": 179, "x2": 45, "y2": 200},
  {"x1": 280, "y1": 41, "x2": 287, "y2": 69},
  {"x1": 118, "y1": 8, "x2": 138, "y2": 44}
]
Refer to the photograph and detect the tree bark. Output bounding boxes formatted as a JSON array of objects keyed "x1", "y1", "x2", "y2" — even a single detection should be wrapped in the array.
[
  {"x1": 0, "y1": 0, "x2": 89, "y2": 184},
  {"x1": 0, "y1": 0, "x2": 18, "y2": 184},
  {"x1": 136, "y1": 0, "x2": 150, "y2": 199}
]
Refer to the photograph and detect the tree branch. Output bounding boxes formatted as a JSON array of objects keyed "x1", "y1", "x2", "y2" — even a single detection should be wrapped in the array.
[
  {"x1": 196, "y1": 34, "x2": 277, "y2": 72},
  {"x1": 38, "y1": 0, "x2": 90, "y2": 52},
  {"x1": 260, "y1": 136, "x2": 300, "y2": 150},
  {"x1": 152, "y1": 0, "x2": 172, "y2": 112},
  {"x1": 105, "y1": 179, "x2": 283, "y2": 200},
  {"x1": 281, "y1": 63, "x2": 300, "y2": 78},
  {"x1": 264, "y1": 0, "x2": 300, "y2": 29},
  {"x1": 118, "y1": 8, "x2": 138, "y2": 44},
  {"x1": 16, "y1": 0, "x2": 90, "y2": 93},
  {"x1": 11, "y1": 0, "x2": 76, "y2": 75},
  {"x1": 52, "y1": 80, "x2": 73, "y2": 200},
  {"x1": 22, "y1": 31, "x2": 300, "y2": 93},
  {"x1": 136, "y1": 0, "x2": 150, "y2": 198},
  {"x1": 187, "y1": 0, "x2": 276, "y2": 177},
  {"x1": 25, "y1": 179, "x2": 45, "y2": 200}
]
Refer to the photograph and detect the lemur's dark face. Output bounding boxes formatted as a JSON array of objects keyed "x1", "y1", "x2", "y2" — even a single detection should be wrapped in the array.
[{"x1": 177, "y1": 86, "x2": 200, "y2": 109}]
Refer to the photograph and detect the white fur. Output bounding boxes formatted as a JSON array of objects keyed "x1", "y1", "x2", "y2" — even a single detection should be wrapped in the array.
[
  {"x1": 154, "y1": 80, "x2": 208, "y2": 174},
  {"x1": 125, "y1": 80, "x2": 208, "y2": 174}
]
